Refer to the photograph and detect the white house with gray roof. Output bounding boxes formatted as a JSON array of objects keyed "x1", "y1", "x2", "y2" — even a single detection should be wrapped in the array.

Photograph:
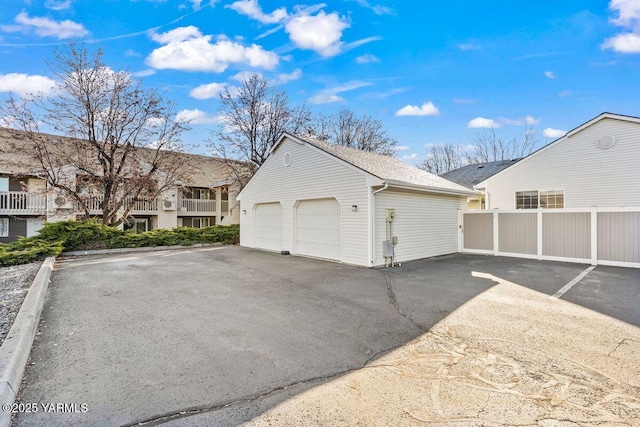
[
  {"x1": 475, "y1": 112, "x2": 640, "y2": 210},
  {"x1": 237, "y1": 133, "x2": 477, "y2": 267}
]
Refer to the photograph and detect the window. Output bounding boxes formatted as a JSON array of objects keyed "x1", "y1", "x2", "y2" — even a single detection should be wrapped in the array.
[
  {"x1": 192, "y1": 217, "x2": 211, "y2": 228},
  {"x1": 195, "y1": 189, "x2": 210, "y2": 200},
  {"x1": 516, "y1": 190, "x2": 564, "y2": 209},
  {"x1": 539, "y1": 190, "x2": 564, "y2": 209},
  {"x1": 124, "y1": 218, "x2": 148, "y2": 233},
  {"x1": 0, "y1": 177, "x2": 8, "y2": 192},
  {"x1": 0, "y1": 218, "x2": 8, "y2": 237}
]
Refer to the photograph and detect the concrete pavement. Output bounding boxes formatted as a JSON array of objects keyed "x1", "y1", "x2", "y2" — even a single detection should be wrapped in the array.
[{"x1": 11, "y1": 248, "x2": 640, "y2": 426}]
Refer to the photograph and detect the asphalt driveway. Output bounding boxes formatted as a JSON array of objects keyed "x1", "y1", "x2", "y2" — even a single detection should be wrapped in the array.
[{"x1": 12, "y1": 247, "x2": 640, "y2": 426}]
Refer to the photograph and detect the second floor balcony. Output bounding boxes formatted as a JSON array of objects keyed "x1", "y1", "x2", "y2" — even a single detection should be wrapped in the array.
[
  {"x1": 79, "y1": 195, "x2": 158, "y2": 214},
  {"x1": 0, "y1": 191, "x2": 47, "y2": 215},
  {"x1": 177, "y1": 198, "x2": 229, "y2": 215}
]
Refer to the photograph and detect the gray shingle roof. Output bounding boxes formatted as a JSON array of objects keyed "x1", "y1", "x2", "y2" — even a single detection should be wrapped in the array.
[
  {"x1": 294, "y1": 134, "x2": 475, "y2": 195},
  {"x1": 0, "y1": 126, "x2": 235, "y2": 188},
  {"x1": 440, "y1": 159, "x2": 520, "y2": 189}
]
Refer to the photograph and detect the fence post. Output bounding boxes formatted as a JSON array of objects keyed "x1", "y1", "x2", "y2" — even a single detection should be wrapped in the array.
[
  {"x1": 590, "y1": 207, "x2": 598, "y2": 266},
  {"x1": 457, "y1": 209, "x2": 463, "y2": 253},
  {"x1": 537, "y1": 208, "x2": 543, "y2": 260},
  {"x1": 493, "y1": 209, "x2": 499, "y2": 256}
]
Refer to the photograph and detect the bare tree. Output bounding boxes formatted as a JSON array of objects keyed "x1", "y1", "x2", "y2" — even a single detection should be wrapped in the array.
[
  {"x1": 466, "y1": 126, "x2": 536, "y2": 164},
  {"x1": 210, "y1": 74, "x2": 311, "y2": 190},
  {"x1": 1, "y1": 44, "x2": 192, "y2": 226},
  {"x1": 309, "y1": 108, "x2": 397, "y2": 156},
  {"x1": 418, "y1": 144, "x2": 466, "y2": 174}
]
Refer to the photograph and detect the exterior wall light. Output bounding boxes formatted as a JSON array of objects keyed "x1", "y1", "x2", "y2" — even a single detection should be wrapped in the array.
[{"x1": 351, "y1": 205, "x2": 358, "y2": 212}]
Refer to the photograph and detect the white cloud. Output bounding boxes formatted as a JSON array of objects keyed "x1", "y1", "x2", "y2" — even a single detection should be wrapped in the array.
[
  {"x1": 602, "y1": 32, "x2": 640, "y2": 53},
  {"x1": 395, "y1": 102, "x2": 440, "y2": 117},
  {"x1": 543, "y1": 127, "x2": 567, "y2": 138},
  {"x1": 285, "y1": 10, "x2": 349, "y2": 57},
  {"x1": 609, "y1": 0, "x2": 640, "y2": 29},
  {"x1": 189, "y1": 82, "x2": 227, "y2": 99},
  {"x1": 0, "y1": 116, "x2": 17, "y2": 128},
  {"x1": 176, "y1": 109, "x2": 220, "y2": 124},
  {"x1": 356, "y1": 54, "x2": 379, "y2": 63},
  {"x1": 467, "y1": 117, "x2": 501, "y2": 129},
  {"x1": 44, "y1": 0, "x2": 72, "y2": 10},
  {"x1": 1, "y1": 12, "x2": 88, "y2": 39},
  {"x1": 603, "y1": 0, "x2": 640, "y2": 53},
  {"x1": 501, "y1": 115, "x2": 540, "y2": 126},
  {"x1": 394, "y1": 145, "x2": 410, "y2": 152},
  {"x1": 544, "y1": 71, "x2": 556, "y2": 79},
  {"x1": 272, "y1": 68, "x2": 302, "y2": 84},
  {"x1": 558, "y1": 90, "x2": 572, "y2": 97},
  {"x1": 230, "y1": 71, "x2": 263, "y2": 82},
  {"x1": 0, "y1": 73, "x2": 56, "y2": 97},
  {"x1": 132, "y1": 69, "x2": 156, "y2": 77},
  {"x1": 147, "y1": 26, "x2": 279, "y2": 72},
  {"x1": 226, "y1": 0, "x2": 288, "y2": 24},
  {"x1": 308, "y1": 80, "x2": 371, "y2": 104},
  {"x1": 352, "y1": 0, "x2": 394, "y2": 15},
  {"x1": 459, "y1": 43, "x2": 481, "y2": 50},
  {"x1": 401, "y1": 153, "x2": 419, "y2": 161}
]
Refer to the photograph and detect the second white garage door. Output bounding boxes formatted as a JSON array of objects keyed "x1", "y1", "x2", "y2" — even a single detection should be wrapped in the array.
[
  {"x1": 254, "y1": 202, "x2": 283, "y2": 251},
  {"x1": 295, "y1": 198, "x2": 341, "y2": 261}
]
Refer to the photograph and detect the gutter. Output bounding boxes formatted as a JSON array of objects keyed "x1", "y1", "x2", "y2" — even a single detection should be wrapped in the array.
[
  {"x1": 384, "y1": 180, "x2": 478, "y2": 197},
  {"x1": 370, "y1": 182, "x2": 389, "y2": 266}
]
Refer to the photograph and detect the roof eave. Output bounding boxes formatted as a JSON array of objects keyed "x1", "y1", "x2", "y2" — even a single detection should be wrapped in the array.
[{"x1": 384, "y1": 179, "x2": 479, "y2": 197}]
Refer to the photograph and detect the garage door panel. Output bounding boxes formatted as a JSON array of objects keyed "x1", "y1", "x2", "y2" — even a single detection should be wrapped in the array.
[
  {"x1": 296, "y1": 199, "x2": 341, "y2": 261},
  {"x1": 254, "y1": 203, "x2": 283, "y2": 251}
]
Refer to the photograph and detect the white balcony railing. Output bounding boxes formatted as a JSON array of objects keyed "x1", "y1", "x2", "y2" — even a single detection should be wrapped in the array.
[
  {"x1": 179, "y1": 198, "x2": 217, "y2": 213},
  {"x1": 0, "y1": 191, "x2": 47, "y2": 215},
  {"x1": 77, "y1": 195, "x2": 158, "y2": 213}
]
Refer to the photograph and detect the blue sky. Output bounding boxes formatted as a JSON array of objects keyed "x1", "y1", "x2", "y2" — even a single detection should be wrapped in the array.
[{"x1": 1, "y1": 0, "x2": 639, "y2": 164}]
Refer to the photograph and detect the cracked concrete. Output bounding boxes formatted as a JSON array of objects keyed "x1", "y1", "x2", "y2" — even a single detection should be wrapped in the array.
[
  {"x1": 241, "y1": 273, "x2": 640, "y2": 427},
  {"x1": 11, "y1": 248, "x2": 640, "y2": 426}
]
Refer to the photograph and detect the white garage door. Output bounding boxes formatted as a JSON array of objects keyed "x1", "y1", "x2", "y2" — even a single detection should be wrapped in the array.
[
  {"x1": 296, "y1": 198, "x2": 341, "y2": 261},
  {"x1": 254, "y1": 202, "x2": 283, "y2": 251}
]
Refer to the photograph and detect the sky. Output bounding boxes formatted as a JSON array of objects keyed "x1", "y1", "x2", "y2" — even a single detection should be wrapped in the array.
[{"x1": 1, "y1": 0, "x2": 639, "y2": 165}]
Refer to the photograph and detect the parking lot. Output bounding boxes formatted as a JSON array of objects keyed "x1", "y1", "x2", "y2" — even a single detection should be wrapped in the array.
[{"x1": 13, "y1": 247, "x2": 640, "y2": 426}]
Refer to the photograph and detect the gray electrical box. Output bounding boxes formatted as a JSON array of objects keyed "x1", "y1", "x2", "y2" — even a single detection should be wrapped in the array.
[{"x1": 383, "y1": 240, "x2": 394, "y2": 257}]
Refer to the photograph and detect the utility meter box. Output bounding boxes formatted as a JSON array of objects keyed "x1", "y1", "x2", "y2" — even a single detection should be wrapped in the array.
[
  {"x1": 385, "y1": 209, "x2": 396, "y2": 222},
  {"x1": 383, "y1": 240, "x2": 394, "y2": 257}
]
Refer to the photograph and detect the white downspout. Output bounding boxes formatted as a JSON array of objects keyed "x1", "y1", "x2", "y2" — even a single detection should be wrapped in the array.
[{"x1": 370, "y1": 182, "x2": 389, "y2": 266}]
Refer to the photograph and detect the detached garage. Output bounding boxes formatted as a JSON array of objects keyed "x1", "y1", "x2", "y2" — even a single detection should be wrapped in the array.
[{"x1": 237, "y1": 133, "x2": 477, "y2": 267}]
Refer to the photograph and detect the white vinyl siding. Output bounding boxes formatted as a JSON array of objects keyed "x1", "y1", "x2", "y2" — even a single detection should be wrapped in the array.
[
  {"x1": 374, "y1": 190, "x2": 465, "y2": 266},
  {"x1": 239, "y1": 137, "x2": 370, "y2": 266},
  {"x1": 484, "y1": 118, "x2": 640, "y2": 209},
  {"x1": 295, "y1": 198, "x2": 341, "y2": 260}
]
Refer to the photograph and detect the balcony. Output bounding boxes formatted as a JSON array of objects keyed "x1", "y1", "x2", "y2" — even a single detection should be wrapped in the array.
[
  {"x1": 178, "y1": 198, "x2": 229, "y2": 216},
  {"x1": 78, "y1": 195, "x2": 158, "y2": 214},
  {"x1": 0, "y1": 191, "x2": 47, "y2": 215}
]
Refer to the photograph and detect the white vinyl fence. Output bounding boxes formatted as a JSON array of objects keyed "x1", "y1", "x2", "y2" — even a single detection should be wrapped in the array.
[{"x1": 459, "y1": 208, "x2": 640, "y2": 268}]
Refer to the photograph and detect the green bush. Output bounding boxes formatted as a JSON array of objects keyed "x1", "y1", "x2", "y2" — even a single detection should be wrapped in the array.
[
  {"x1": 0, "y1": 239, "x2": 64, "y2": 266},
  {"x1": 0, "y1": 220, "x2": 240, "y2": 266}
]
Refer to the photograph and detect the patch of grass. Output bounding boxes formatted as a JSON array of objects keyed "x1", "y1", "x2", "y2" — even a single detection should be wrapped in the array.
[{"x1": 0, "y1": 220, "x2": 239, "y2": 267}]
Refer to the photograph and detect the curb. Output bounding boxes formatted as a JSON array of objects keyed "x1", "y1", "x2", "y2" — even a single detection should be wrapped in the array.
[
  {"x1": 62, "y1": 242, "x2": 224, "y2": 257},
  {"x1": 0, "y1": 257, "x2": 55, "y2": 427}
]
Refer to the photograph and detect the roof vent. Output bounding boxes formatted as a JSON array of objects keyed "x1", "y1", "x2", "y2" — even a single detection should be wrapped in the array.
[
  {"x1": 477, "y1": 165, "x2": 485, "y2": 169},
  {"x1": 595, "y1": 135, "x2": 616, "y2": 149}
]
